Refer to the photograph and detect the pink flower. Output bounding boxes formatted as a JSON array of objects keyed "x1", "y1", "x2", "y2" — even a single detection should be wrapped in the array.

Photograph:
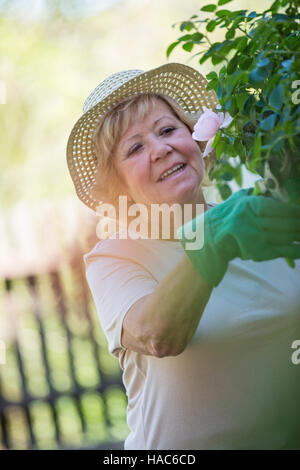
[{"x1": 192, "y1": 104, "x2": 233, "y2": 157}]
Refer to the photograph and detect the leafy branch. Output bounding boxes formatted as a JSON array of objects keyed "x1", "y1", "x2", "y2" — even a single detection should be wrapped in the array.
[{"x1": 166, "y1": 0, "x2": 300, "y2": 207}]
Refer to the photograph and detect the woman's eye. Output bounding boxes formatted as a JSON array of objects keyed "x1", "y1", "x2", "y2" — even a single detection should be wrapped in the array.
[
  {"x1": 127, "y1": 128, "x2": 175, "y2": 156},
  {"x1": 128, "y1": 144, "x2": 142, "y2": 156},
  {"x1": 161, "y1": 127, "x2": 175, "y2": 135}
]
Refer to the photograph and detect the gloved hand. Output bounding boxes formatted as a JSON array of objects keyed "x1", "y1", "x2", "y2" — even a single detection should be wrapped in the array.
[
  {"x1": 177, "y1": 188, "x2": 300, "y2": 288},
  {"x1": 283, "y1": 174, "x2": 300, "y2": 204}
]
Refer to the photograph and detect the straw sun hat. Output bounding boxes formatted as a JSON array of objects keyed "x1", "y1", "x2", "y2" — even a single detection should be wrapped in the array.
[{"x1": 66, "y1": 62, "x2": 219, "y2": 212}]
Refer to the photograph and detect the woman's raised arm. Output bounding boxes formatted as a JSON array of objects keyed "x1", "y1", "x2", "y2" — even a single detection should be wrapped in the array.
[
  {"x1": 121, "y1": 253, "x2": 212, "y2": 358},
  {"x1": 121, "y1": 188, "x2": 300, "y2": 358}
]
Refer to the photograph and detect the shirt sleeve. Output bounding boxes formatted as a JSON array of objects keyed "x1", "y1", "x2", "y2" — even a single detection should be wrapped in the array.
[{"x1": 84, "y1": 250, "x2": 158, "y2": 358}]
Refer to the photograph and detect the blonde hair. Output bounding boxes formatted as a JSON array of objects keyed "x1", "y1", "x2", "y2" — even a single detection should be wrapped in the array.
[{"x1": 90, "y1": 93, "x2": 216, "y2": 207}]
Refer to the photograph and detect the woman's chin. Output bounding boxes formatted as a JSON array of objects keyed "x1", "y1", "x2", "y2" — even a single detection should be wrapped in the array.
[{"x1": 166, "y1": 181, "x2": 203, "y2": 206}]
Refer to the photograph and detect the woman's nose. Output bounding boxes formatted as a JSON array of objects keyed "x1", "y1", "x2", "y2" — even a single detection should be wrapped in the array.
[{"x1": 149, "y1": 137, "x2": 172, "y2": 162}]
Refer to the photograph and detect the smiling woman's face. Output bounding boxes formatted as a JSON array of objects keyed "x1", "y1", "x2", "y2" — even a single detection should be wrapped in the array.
[{"x1": 113, "y1": 98, "x2": 206, "y2": 208}]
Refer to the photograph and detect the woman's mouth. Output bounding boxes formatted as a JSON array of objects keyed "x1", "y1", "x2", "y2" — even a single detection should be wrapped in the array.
[{"x1": 158, "y1": 163, "x2": 187, "y2": 182}]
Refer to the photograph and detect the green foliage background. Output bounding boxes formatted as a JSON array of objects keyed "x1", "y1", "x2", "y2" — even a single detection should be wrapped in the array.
[{"x1": 166, "y1": 0, "x2": 300, "y2": 202}]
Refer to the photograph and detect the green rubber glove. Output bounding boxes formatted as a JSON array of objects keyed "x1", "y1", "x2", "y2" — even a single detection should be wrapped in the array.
[
  {"x1": 177, "y1": 188, "x2": 300, "y2": 288},
  {"x1": 283, "y1": 174, "x2": 300, "y2": 204}
]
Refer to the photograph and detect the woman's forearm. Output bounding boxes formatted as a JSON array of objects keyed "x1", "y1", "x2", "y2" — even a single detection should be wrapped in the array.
[{"x1": 138, "y1": 253, "x2": 213, "y2": 357}]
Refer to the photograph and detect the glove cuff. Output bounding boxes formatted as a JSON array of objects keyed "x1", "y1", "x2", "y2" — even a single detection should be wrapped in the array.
[{"x1": 177, "y1": 213, "x2": 229, "y2": 288}]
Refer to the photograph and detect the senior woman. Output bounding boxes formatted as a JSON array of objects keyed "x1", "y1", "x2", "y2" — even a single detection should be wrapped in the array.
[{"x1": 67, "y1": 63, "x2": 300, "y2": 450}]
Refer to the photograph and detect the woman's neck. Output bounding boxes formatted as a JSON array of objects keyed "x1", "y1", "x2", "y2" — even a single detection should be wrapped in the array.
[{"x1": 117, "y1": 189, "x2": 208, "y2": 242}]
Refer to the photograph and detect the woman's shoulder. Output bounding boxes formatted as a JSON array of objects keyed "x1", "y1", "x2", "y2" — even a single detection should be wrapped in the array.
[
  {"x1": 83, "y1": 227, "x2": 185, "y2": 281},
  {"x1": 83, "y1": 232, "x2": 140, "y2": 264},
  {"x1": 82, "y1": 229, "x2": 164, "y2": 272},
  {"x1": 83, "y1": 201, "x2": 218, "y2": 268}
]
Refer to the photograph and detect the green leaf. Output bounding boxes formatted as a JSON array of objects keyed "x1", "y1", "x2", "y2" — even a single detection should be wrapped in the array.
[
  {"x1": 266, "y1": 73, "x2": 280, "y2": 94},
  {"x1": 217, "y1": 82, "x2": 223, "y2": 99},
  {"x1": 248, "y1": 39, "x2": 260, "y2": 54},
  {"x1": 260, "y1": 113, "x2": 277, "y2": 131},
  {"x1": 216, "y1": 9, "x2": 231, "y2": 17},
  {"x1": 180, "y1": 21, "x2": 194, "y2": 32},
  {"x1": 285, "y1": 257, "x2": 295, "y2": 268},
  {"x1": 279, "y1": 106, "x2": 290, "y2": 125},
  {"x1": 239, "y1": 57, "x2": 253, "y2": 70},
  {"x1": 199, "y1": 52, "x2": 211, "y2": 65},
  {"x1": 212, "y1": 130, "x2": 222, "y2": 148},
  {"x1": 219, "y1": 65, "x2": 227, "y2": 76},
  {"x1": 206, "y1": 78, "x2": 219, "y2": 91},
  {"x1": 218, "y1": 183, "x2": 232, "y2": 200},
  {"x1": 224, "y1": 70, "x2": 243, "y2": 95},
  {"x1": 243, "y1": 95, "x2": 255, "y2": 114},
  {"x1": 206, "y1": 71, "x2": 218, "y2": 80},
  {"x1": 236, "y1": 36, "x2": 248, "y2": 51},
  {"x1": 166, "y1": 41, "x2": 179, "y2": 58},
  {"x1": 218, "y1": 0, "x2": 233, "y2": 5},
  {"x1": 249, "y1": 67, "x2": 268, "y2": 84},
  {"x1": 236, "y1": 93, "x2": 249, "y2": 112},
  {"x1": 212, "y1": 53, "x2": 225, "y2": 65},
  {"x1": 273, "y1": 13, "x2": 289, "y2": 22},
  {"x1": 233, "y1": 138, "x2": 242, "y2": 154},
  {"x1": 182, "y1": 42, "x2": 194, "y2": 52},
  {"x1": 269, "y1": 0, "x2": 281, "y2": 13},
  {"x1": 225, "y1": 28, "x2": 235, "y2": 40},
  {"x1": 207, "y1": 42, "x2": 222, "y2": 53},
  {"x1": 269, "y1": 83, "x2": 284, "y2": 111},
  {"x1": 229, "y1": 96, "x2": 237, "y2": 116},
  {"x1": 246, "y1": 156, "x2": 258, "y2": 173},
  {"x1": 227, "y1": 54, "x2": 238, "y2": 74},
  {"x1": 201, "y1": 4, "x2": 217, "y2": 12},
  {"x1": 178, "y1": 34, "x2": 193, "y2": 41},
  {"x1": 253, "y1": 180, "x2": 262, "y2": 196},
  {"x1": 191, "y1": 32, "x2": 204, "y2": 42},
  {"x1": 222, "y1": 171, "x2": 234, "y2": 181},
  {"x1": 281, "y1": 59, "x2": 293, "y2": 71},
  {"x1": 257, "y1": 58, "x2": 270, "y2": 68},
  {"x1": 235, "y1": 165, "x2": 242, "y2": 187},
  {"x1": 206, "y1": 20, "x2": 217, "y2": 32},
  {"x1": 216, "y1": 140, "x2": 225, "y2": 158}
]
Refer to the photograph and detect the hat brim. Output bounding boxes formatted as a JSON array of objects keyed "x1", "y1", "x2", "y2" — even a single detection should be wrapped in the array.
[{"x1": 66, "y1": 62, "x2": 219, "y2": 212}]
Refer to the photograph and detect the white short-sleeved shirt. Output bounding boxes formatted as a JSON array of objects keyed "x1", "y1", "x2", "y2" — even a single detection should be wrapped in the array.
[{"x1": 83, "y1": 202, "x2": 300, "y2": 450}]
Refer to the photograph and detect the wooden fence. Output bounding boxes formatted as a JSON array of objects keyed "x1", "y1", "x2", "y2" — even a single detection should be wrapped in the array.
[{"x1": 0, "y1": 198, "x2": 127, "y2": 449}]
